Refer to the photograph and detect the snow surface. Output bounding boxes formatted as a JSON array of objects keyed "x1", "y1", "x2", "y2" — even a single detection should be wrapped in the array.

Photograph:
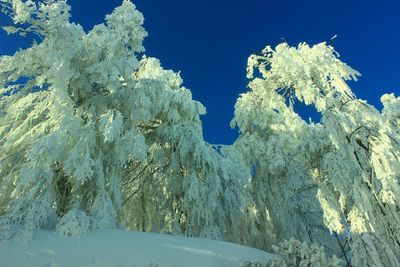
[{"x1": 0, "y1": 230, "x2": 276, "y2": 267}]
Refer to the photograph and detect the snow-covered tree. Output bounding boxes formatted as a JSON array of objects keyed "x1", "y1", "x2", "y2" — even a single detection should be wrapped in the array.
[
  {"x1": 265, "y1": 238, "x2": 341, "y2": 267},
  {"x1": 236, "y1": 42, "x2": 400, "y2": 265},
  {"x1": 0, "y1": 0, "x2": 250, "y2": 243},
  {"x1": 0, "y1": 0, "x2": 149, "y2": 239},
  {"x1": 231, "y1": 44, "x2": 341, "y2": 255},
  {"x1": 117, "y1": 58, "x2": 252, "y2": 243}
]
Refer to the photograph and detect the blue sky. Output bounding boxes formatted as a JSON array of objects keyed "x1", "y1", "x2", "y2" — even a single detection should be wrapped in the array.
[{"x1": 1, "y1": 0, "x2": 399, "y2": 144}]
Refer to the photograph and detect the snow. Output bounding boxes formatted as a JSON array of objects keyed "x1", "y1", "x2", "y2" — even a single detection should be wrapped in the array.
[{"x1": 0, "y1": 230, "x2": 276, "y2": 267}]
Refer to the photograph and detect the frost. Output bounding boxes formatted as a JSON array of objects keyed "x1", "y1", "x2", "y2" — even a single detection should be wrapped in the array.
[{"x1": 99, "y1": 109, "x2": 123, "y2": 143}]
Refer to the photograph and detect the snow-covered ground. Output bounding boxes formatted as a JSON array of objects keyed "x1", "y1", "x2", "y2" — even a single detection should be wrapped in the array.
[{"x1": 0, "y1": 230, "x2": 276, "y2": 267}]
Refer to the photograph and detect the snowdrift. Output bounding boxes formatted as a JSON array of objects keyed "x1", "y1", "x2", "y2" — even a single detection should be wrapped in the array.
[{"x1": 0, "y1": 230, "x2": 275, "y2": 267}]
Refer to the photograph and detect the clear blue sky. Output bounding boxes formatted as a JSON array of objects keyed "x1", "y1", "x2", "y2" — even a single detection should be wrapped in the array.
[{"x1": 1, "y1": 0, "x2": 399, "y2": 144}]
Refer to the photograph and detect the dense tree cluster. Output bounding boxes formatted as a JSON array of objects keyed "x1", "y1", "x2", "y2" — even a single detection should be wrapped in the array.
[{"x1": 0, "y1": 1, "x2": 399, "y2": 266}]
